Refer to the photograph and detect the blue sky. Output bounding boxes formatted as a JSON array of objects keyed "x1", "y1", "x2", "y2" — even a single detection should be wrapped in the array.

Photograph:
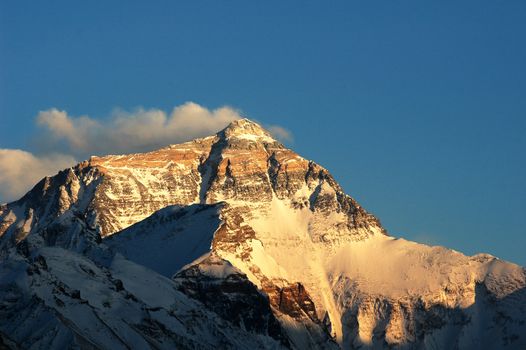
[{"x1": 1, "y1": 1, "x2": 525, "y2": 265}]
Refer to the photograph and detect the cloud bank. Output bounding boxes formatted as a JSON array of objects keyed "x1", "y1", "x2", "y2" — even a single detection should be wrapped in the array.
[
  {"x1": 37, "y1": 102, "x2": 243, "y2": 157},
  {"x1": 1, "y1": 102, "x2": 292, "y2": 203},
  {"x1": 0, "y1": 149, "x2": 77, "y2": 203}
]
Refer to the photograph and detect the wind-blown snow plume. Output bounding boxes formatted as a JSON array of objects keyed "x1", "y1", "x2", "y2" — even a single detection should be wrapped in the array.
[{"x1": 267, "y1": 125, "x2": 293, "y2": 142}]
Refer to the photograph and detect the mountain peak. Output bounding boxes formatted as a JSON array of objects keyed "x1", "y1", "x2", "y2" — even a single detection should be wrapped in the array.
[
  {"x1": 220, "y1": 118, "x2": 276, "y2": 142},
  {"x1": 2, "y1": 115, "x2": 526, "y2": 349}
]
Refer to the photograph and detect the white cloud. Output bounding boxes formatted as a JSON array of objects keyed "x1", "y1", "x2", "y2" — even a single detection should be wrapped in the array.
[
  {"x1": 0, "y1": 149, "x2": 76, "y2": 203},
  {"x1": 36, "y1": 102, "x2": 243, "y2": 157}
]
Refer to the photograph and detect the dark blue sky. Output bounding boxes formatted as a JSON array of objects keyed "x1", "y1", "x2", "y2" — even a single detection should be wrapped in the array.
[{"x1": 1, "y1": 1, "x2": 525, "y2": 265}]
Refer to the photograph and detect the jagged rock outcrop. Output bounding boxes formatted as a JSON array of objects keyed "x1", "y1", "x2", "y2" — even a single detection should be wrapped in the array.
[
  {"x1": 173, "y1": 254, "x2": 288, "y2": 345},
  {"x1": 1, "y1": 118, "x2": 525, "y2": 349}
]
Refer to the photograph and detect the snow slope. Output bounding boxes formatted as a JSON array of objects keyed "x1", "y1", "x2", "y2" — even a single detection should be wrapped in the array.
[{"x1": 106, "y1": 203, "x2": 223, "y2": 277}]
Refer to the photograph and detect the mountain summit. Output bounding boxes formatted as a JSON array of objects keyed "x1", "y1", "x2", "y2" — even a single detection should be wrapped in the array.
[
  {"x1": 221, "y1": 118, "x2": 278, "y2": 141},
  {"x1": 1, "y1": 119, "x2": 525, "y2": 349}
]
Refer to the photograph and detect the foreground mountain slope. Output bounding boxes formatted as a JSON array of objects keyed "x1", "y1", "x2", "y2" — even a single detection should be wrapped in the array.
[
  {"x1": 1, "y1": 118, "x2": 525, "y2": 349},
  {"x1": 0, "y1": 245, "x2": 288, "y2": 349}
]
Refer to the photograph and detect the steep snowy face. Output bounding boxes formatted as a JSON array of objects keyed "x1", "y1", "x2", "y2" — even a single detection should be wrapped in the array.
[{"x1": 326, "y1": 235, "x2": 526, "y2": 348}]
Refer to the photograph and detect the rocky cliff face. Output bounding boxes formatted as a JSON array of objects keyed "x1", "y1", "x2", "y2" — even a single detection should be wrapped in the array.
[{"x1": 0, "y1": 118, "x2": 525, "y2": 349}]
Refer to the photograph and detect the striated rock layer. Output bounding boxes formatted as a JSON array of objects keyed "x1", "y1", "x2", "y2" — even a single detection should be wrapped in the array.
[{"x1": 1, "y1": 118, "x2": 525, "y2": 349}]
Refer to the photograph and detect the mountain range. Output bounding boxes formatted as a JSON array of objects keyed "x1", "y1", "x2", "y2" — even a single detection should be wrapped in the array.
[{"x1": 1, "y1": 119, "x2": 524, "y2": 349}]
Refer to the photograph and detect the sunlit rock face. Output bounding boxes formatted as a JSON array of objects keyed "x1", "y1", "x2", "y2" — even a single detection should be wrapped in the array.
[
  {"x1": 0, "y1": 119, "x2": 382, "y2": 241},
  {"x1": 1, "y1": 118, "x2": 525, "y2": 349}
]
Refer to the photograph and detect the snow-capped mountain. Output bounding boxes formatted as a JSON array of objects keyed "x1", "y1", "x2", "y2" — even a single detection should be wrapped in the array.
[{"x1": 1, "y1": 119, "x2": 524, "y2": 349}]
